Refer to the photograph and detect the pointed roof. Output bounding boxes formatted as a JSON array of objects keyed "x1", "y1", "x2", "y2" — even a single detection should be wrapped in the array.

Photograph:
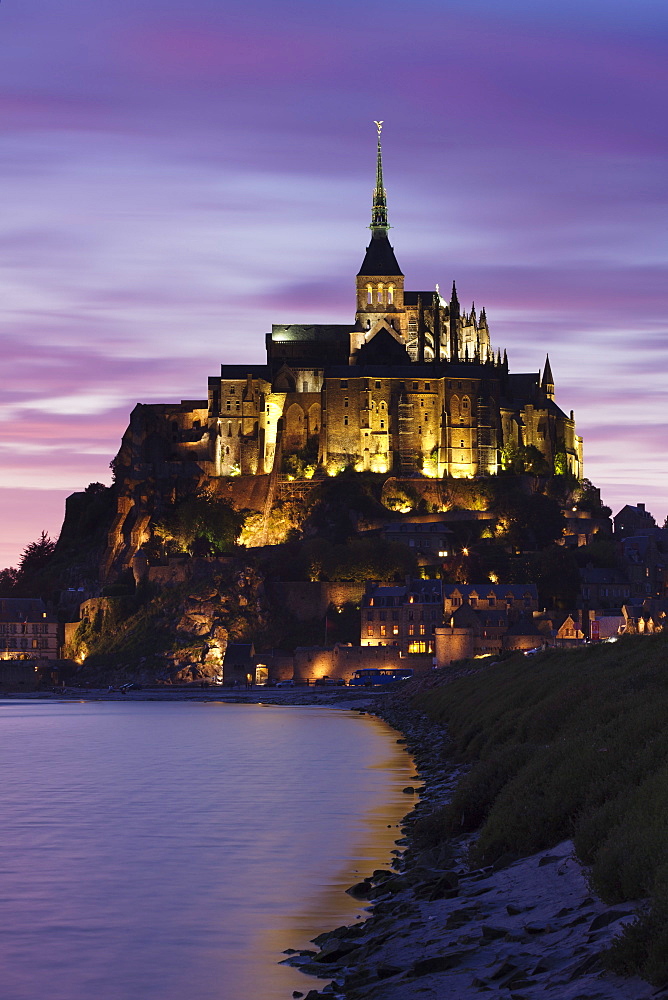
[
  {"x1": 358, "y1": 123, "x2": 402, "y2": 276},
  {"x1": 358, "y1": 234, "x2": 403, "y2": 276},
  {"x1": 354, "y1": 326, "x2": 411, "y2": 365},
  {"x1": 542, "y1": 354, "x2": 554, "y2": 389}
]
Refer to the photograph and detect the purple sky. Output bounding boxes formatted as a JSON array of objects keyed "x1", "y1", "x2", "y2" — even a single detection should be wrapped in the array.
[{"x1": 1, "y1": 0, "x2": 667, "y2": 566}]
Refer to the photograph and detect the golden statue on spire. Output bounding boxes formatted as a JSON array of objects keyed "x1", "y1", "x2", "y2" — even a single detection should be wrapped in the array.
[{"x1": 374, "y1": 120, "x2": 383, "y2": 137}]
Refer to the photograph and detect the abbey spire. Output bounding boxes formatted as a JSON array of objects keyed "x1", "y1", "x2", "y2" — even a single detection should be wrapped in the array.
[
  {"x1": 357, "y1": 122, "x2": 403, "y2": 280},
  {"x1": 356, "y1": 122, "x2": 404, "y2": 326},
  {"x1": 370, "y1": 120, "x2": 389, "y2": 234}
]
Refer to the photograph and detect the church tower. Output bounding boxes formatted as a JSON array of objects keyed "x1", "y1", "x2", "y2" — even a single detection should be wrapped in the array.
[{"x1": 355, "y1": 122, "x2": 405, "y2": 336}]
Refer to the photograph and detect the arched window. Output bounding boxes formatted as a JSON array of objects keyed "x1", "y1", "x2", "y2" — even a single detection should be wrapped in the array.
[
  {"x1": 388, "y1": 285, "x2": 394, "y2": 304},
  {"x1": 451, "y1": 395, "x2": 460, "y2": 421},
  {"x1": 377, "y1": 283, "x2": 384, "y2": 304},
  {"x1": 367, "y1": 284, "x2": 372, "y2": 304}
]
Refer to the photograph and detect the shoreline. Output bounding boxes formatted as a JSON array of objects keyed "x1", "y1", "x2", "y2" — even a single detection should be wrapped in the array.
[
  {"x1": 283, "y1": 686, "x2": 657, "y2": 1000},
  {"x1": 5, "y1": 684, "x2": 657, "y2": 999},
  {"x1": 1, "y1": 686, "x2": 383, "y2": 707}
]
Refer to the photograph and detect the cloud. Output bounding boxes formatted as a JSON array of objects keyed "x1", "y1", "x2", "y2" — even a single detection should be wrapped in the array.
[{"x1": 0, "y1": 0, "x2": 667, "y2": 561}]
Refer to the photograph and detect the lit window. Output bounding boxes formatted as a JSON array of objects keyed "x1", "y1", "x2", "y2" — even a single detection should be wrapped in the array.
[
  {"x1": 393, "y1": 625, "x2": 399, "y2": 636},
  {"x1": 380, "y1": 625, "x2": 386, "y2": 637},
  {"x1": 366, "y1": 626, "x2": 373, "y2": 637},
  {"x1": 367, "y1": 284, "x2": 372, "y2": 304},
  {"x1": 388, "y1": 285, "x2": 394, "y2": 304},
  {"x1": 377, "y1": 283, "x2": 384, "y2": 303}
]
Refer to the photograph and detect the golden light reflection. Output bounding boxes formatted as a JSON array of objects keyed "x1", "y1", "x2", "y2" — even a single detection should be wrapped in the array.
[{"x1": 253, "y1": 712, "x2": 416, "y2": 993}]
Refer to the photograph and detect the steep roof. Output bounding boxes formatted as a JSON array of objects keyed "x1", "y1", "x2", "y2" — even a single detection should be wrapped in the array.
[
  {"x1": 505, "y1": 615, "x2": 543, "y2": 637},
  {"x1": 357, "y1": 234, "x2": 403, "y2": 277},
  {"x1": 0, "y1": 598, "x2": 50, "y2": 622},
  {"x1": 355, "y1": 327, "x2": 412, "y2": 366}
]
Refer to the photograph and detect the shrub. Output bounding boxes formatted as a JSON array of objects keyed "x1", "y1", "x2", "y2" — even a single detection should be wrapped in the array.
[{"x1": 412, "y1": 632, "x2": 668, "y2": 985}]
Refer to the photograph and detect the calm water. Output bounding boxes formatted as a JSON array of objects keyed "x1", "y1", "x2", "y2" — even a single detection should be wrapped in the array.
[{"x1": 0, "y1": 700, "x2": 414, "y2": 1000}]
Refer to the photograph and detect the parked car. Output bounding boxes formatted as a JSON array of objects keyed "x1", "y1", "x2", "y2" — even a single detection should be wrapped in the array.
[{"x1": 275, "y1": 679, "x2": 295, "y2": 688}]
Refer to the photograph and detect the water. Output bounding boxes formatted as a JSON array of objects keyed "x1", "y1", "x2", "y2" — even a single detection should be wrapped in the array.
[{"x1": 0, "y1": 700, "x2": 414, "y2": 1000}]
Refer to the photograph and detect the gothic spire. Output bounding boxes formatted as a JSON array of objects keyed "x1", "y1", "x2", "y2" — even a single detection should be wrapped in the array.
[
  {"x1": 370, "y1": 120, "x2": 389, "y2": 234},
  {"x1": 449, "y1": 280, "x2": 460, "y2": 361},
  {"x1": 358, "y1": 122, "x2": 402, "y2": 277},
  {"x1": 542, "y1": 354, "x2": 555, "y2": 400}
]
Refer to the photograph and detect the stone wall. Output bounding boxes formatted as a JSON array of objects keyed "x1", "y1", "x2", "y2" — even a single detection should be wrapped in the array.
[
  {"x1": 265, "y1": 581, "x2": 365, "y2": 621},
  {"x1": 434, "y1": 625, "x2": 476, "y2": 667},
  {"x1": 0, "y1": 661, "x2": 38, "y2": 691},
  {"x1": 293, "y1": 643, "x2": 401, "y2": 683}
]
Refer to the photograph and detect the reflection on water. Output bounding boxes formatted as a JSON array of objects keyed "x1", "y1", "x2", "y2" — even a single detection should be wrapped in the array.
[{"x1": 0, "y1": 701, "x2": 414, "y2": 1000}]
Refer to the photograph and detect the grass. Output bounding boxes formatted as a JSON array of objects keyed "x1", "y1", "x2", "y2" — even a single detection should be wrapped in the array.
[{"x1": 412, "y1": 632, "x2": 668, "y2": 985}]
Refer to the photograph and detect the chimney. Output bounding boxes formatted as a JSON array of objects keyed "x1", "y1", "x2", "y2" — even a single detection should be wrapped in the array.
[{"x1": 638, "y1": 503, "x2": 645, "y2": 513}]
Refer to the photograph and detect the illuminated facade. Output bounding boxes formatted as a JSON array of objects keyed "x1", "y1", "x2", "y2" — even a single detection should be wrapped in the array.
[
  {"x1": 361, "y1": 580, "x2": 444, "y2": 656},
  {"x1": 115, "y1": 127, "x2": 582, "y2": 491},
  {"x1": 0, "y1": 598, "x2": 60, "y2": 661}
]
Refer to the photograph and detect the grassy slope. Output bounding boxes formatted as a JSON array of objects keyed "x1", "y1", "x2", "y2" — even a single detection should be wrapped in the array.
[{"x1": 413, "y1": 633, "x2": 668, "y2": 985}]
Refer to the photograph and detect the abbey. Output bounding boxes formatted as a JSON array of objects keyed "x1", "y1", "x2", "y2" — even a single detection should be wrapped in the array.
[{"x1": 116, "y1": 128, "x2": 582, "y2": 487}]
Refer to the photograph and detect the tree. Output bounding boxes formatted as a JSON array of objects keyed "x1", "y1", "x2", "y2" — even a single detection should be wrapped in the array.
[
  {"x1": 493, "y1": 492, "x2": 566, "y2": 551},
  {"x1": 154, "y1": 491, "x2": 245, "y2": 555},
  {"x1": 19, "y1": 531, "x2": 56, "y2": 576},
  {"x1": 501, "y1": 442, "x2": 550, "y2": 476},
  {"x1": 0, "y1": 566, "x2": 19, "y2": 596},
  {"x1": 573, "y1": 478, "x2": 612, "y2": 517}
]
